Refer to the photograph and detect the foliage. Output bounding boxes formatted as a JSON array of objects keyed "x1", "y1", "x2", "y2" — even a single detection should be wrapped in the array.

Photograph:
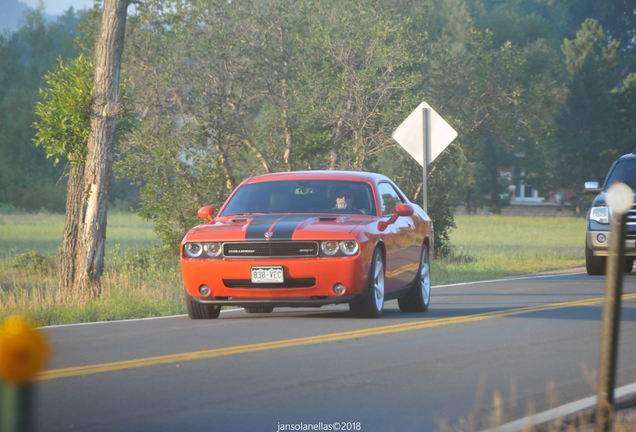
[
  {"x1": 34, "y1": 55, "x2": 94, "y2": 169},
  {"x1": 119, "y1": 0, "x2": 428, "y2": 248},
  {"x1": 0, "y1": 8, "x2": 81, "y2": 212},
  {"x1": 34, "y1": 54, "x2": 136, "y2": 173},
  {"x1": 553, "y1": 19, "x2": 634, "y2": 214}
]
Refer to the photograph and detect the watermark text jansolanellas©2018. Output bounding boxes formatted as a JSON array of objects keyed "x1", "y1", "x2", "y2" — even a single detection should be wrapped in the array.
[{"x1": 277, "y1": 421, "x2": 362, "y2": 431}]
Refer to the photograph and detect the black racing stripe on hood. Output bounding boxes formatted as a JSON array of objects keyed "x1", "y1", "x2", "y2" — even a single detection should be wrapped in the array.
[
  {"x1": 244, "y1": 215, "x2": 282, "y2": 241},
  {"x1": 268, "y1": 215, "x2": 313, "y2": 240}
]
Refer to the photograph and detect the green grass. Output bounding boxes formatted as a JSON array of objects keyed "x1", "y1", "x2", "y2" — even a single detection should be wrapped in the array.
[
  {"x1": 432, "y1": 215, "x2": 586, "y2": 285},
  {"x1": 0, "y1": 212, "x2": 587, "y2": 325},
  {"x1": 0, "y1": 211, "x2": 181, "y2": 325},
  {"x1": 0, "y1": 212, "x2": 160, "y2": 255}
]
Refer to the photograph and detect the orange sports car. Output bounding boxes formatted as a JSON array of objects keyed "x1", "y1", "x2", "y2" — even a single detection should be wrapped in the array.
[{"x1": 180, "y1": 170, "x2": 433, "y2": 318}]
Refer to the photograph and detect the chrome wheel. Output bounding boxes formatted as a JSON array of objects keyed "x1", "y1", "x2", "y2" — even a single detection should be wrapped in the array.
[
  {"x1": 420, "y1": 246, "x2": 431, "y2": 306},
  {"x1": 350, "y1": 247, "x2": 385, "y2": 318},
  {"x1": 398, "y1": 244, "x2": 431, "y2": 313},
  {"x1": 372, "y1": 251, "x2": 385, "y2": 312}
]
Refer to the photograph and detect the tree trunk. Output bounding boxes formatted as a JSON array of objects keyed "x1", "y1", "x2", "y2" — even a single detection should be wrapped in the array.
[
  {"x1": 329, "y1": 100, "x2": 352, "y2": 170},
  {"x1": 280, "y1": 26, "x2": 294, "y2": 171},
  {"x1": 74, "y1": 0, "x2": 130, "y2": 298},
  {"x1": 490, "y1": 166, "x2": 501, "y2": 215},
  {"x1": 58, "y1": 163, "x2": 85, "y2": 302}
]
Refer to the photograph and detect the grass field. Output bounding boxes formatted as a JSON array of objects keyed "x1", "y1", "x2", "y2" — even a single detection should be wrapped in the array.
[
  {"x1": 0, "y1": 212, "x2": 587, "y2": 325},
  {"x1": 0, "y1": 212, "x2": 161, "y2": 255},
  {"x1": 435, "y1": 215, "x2": 585, "y2": 284}
]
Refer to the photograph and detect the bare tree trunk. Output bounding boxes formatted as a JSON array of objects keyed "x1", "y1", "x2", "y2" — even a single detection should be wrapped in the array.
[
  {"x1": 490, "y1": 166, "x2": 501, "y2": 215},
  {"x1": 74, "y1": 0, "x2": 130, "y2": 298},
  {"x1": 329, "y1": 99, "x2": 352, "y2": 170},
  {"x1": 205, "y1": 132, "x2": 235, "y2": 191},
  {"x1": 227, "y1": 100, "x2": 273, "y2": 173},
  {"x1": 58, "y1": 164, "x2": 85, "y2": 302},
  {"x1": 279, "y1": 26, "x2": 294, "y2": 171}
]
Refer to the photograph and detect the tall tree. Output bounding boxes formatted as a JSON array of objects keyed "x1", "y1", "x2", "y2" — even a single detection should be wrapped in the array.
[
  {"x1": 555, "y1": 19, "x2": 626, "y2": 214},
  {"x1": 72, "y1": 0, "x2": 135, "y2": 298}
]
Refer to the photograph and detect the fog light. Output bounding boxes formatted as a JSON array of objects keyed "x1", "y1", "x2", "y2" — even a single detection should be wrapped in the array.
[
  {"x1": 597, "y1": 234, "x2": 607, "y2": 244},
  {"x1": 199, "y1": 285, "x2": 211, "y2": 296},
  {"x1": 333, "y1": 283, "x2": 345, "y2": 295}
]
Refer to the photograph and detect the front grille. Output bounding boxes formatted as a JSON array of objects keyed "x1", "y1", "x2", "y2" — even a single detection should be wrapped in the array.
[
  {"x1": 223, "y1": 278, "x2": 316, "y2": 289},
  {"x1": 223, "y1": 242, "x2": 319, "y2": 258},
  {"x1": 627, "y1": 201, "x2": 636, "y2": 224}
]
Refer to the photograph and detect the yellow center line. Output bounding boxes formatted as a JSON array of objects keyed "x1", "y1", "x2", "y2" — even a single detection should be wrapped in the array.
[{"x1": 36, "y1": 293, "x2": 636, "y2": 382}]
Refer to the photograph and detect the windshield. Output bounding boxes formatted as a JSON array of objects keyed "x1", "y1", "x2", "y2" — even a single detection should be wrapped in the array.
[
  {"x1": 604, "y1": 159, "x2": 636, "y2": 189},
  {"x1": 221, "y1": 180, "x2": 377, "y2": 216}
]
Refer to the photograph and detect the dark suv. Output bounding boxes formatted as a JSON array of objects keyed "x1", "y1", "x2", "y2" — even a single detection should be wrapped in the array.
[{"x1": 585, "y1": 151, "x2": 636, "y2": 275}]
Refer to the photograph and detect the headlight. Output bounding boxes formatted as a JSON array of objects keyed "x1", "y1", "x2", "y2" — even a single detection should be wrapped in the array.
[
  {"x1": 203, "y1": 242, "x2": 222, "y2": 257},
  {"x1": 320, "y1": 240, "x2": 359, "y2": 256},
  {"x1": 590, "y1": 207, "x2": 609, "y2": 224},
  {"x1": 321, "y1": 240, "x2": 339, "y2": 256},
  {"x1": 339, "y1": 240, "x2": 359, "y2": 255},
  {"x1": 184, "y1": 242, "x2": 203, "y2": 257},
  {"x1": 184, "y1": 242, "x2": 223, "y2": 258}
]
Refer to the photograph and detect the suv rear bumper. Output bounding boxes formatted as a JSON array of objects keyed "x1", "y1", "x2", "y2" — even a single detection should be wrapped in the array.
[{"x1": 587, "y1": 230, "x2": 636, "y2": 257}]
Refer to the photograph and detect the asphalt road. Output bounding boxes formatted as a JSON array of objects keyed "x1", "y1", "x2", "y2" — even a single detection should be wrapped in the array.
[{"x1": 35, "y1": 272, "x2": 636, "y2": 432}]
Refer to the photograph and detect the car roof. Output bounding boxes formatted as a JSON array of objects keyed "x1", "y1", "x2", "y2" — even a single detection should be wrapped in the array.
[
  {"x1": 242, "y1": 170, "x2": 389, "y2": 184},
  {"x1": 618, "y1": 150, "x2": 636, "y2": 162}
]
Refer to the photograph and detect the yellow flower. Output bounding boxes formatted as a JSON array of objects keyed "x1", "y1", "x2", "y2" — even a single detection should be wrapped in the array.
[{"x1": 0, "y1": 316, "x2": 50, "y2": 383}]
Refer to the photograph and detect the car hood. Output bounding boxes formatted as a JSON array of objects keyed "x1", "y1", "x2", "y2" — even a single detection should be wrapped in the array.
[
  {"x1": 592, "y1": 191, "x2": 606, "y2": 207},
  {"x1": 185, "y1": 214, "x2": 372, "y2": 242}
]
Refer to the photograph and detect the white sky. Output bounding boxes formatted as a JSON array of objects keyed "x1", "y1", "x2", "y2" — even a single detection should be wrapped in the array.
[{"x1": 22, "y1": 0, "x2": 96, "y2": 16}]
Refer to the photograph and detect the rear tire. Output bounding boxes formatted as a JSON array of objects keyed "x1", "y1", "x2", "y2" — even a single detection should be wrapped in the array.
[
  {"x1": 398, "y1": 243, "x2": 431, "y2": 313},
  {"x1": 185, "y1": 292, "x2": 221, "y2": 319},
  {"x1": 585, "y1": 238, "x2": 606, "y2": 276},
  {"x1": 625, "y1": 258, "x2": 634, "y2": 273},
  {"x1": 350, "y1": 248, "x2": 385, "y2": 318},
  {"x1": 245, "y1": 306, "x2": 274, "y2": 314}
]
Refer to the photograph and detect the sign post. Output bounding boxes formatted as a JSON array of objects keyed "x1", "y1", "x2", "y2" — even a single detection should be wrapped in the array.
[
  {"x1": 596, "y1": 182, "x2": 634, "y2": 432},
  {"x1": 0, "y1": 316, "x2": 50, "y2": 432},
  {"x1": 392, "y1": 102, "x2": 457, "y2": 212}
]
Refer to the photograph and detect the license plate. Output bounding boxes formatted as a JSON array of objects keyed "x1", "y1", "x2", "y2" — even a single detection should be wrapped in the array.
[{"x1": 251, "y1": 266, "x2": 284, "y2": 283}]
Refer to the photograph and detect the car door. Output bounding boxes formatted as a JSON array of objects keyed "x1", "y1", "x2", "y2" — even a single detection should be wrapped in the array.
[{"x1": 377, "y1": 182, "x2": 419, "y2": 291}]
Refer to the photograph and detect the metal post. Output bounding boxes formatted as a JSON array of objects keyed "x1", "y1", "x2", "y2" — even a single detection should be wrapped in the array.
[
  {"x1": 0, "y1": 382, "x2": 33, "y2": 432},
  {"x1": 422, "y1": 107, "x2": 431, "y2": 213},
  {"x1": 596, "y1": 185, "x2": 631, "y2": 432}
]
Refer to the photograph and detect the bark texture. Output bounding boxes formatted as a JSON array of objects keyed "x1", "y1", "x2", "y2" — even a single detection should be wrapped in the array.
[
  {"x1": 74, "y1": 0, "x2": 130, "y2": 298},
  {"x1": 58, "y1": 164, "x2": 85, "y2": 301}
]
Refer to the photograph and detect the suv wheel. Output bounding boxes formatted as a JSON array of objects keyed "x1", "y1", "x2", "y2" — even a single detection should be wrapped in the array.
[
  {"x1": 625, "y1": 258, "x2": 634, "y2": 273},
  {"x1": 586, "y1": 238, "x2": 606, "y2": 275}
]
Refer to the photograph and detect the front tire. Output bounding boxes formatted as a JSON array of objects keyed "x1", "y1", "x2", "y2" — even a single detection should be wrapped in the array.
[
  {"x1": 398, "y1": 243, "x2": 431, "y2": 313},
  {"x1": 585, "y1": 238, "x2": 606, "y2": 276},
  {"x1": 350, "y1": 248, "x2": 385, "y2": 318},
  {"x1": 185, "y1": 292, "x2": 221, "y2": 319},
  {"x1": 625, "y1": 258, "x2": 634, "y2": 273}
]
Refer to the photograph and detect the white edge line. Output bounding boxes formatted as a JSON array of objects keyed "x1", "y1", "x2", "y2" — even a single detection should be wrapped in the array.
[
  {"x1": 43, "y1": 272, "x2": 586, "y2": 329},
  {"x1": 484, "y1": 382, "x2": 636, "y2": 432},
  {"x1": 432, "y1": 271, "x2": 586, "y2": 289},
  {"x1": 43, "y1": 308, "x2": 244, "y2": 329}
]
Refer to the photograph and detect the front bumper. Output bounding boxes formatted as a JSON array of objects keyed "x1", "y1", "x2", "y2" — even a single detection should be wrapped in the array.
[
  {"x1": 181, "y1": 255, "x2": 369, "y2": 304},
  {"x1": 587, "y1": 230, "x2": 636, "y2": 257}
]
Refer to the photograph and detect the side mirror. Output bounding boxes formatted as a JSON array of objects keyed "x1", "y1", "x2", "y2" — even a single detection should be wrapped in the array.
[
  {"x1": 394, "y1": 203, "x2": 414, "y2": 217},
  {"x1": 584, "y1": 182, "x2": 602, "y2": 194},
  {"x1": 378, "y1": 204, "x2": 415, "y2": 231},
  {"x1": 197, "y1": 206, "x2": 215, "y2": 223}
]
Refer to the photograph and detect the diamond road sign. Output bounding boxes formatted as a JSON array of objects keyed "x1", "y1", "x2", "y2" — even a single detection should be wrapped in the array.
[{"x1": 392, "y1": 102, "x2": 457, "y2": 166}]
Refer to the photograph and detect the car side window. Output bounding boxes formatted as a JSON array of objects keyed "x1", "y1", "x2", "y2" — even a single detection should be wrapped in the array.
[{"x1": 378, "y1": 182, "x2": 403, "y2": 216}]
